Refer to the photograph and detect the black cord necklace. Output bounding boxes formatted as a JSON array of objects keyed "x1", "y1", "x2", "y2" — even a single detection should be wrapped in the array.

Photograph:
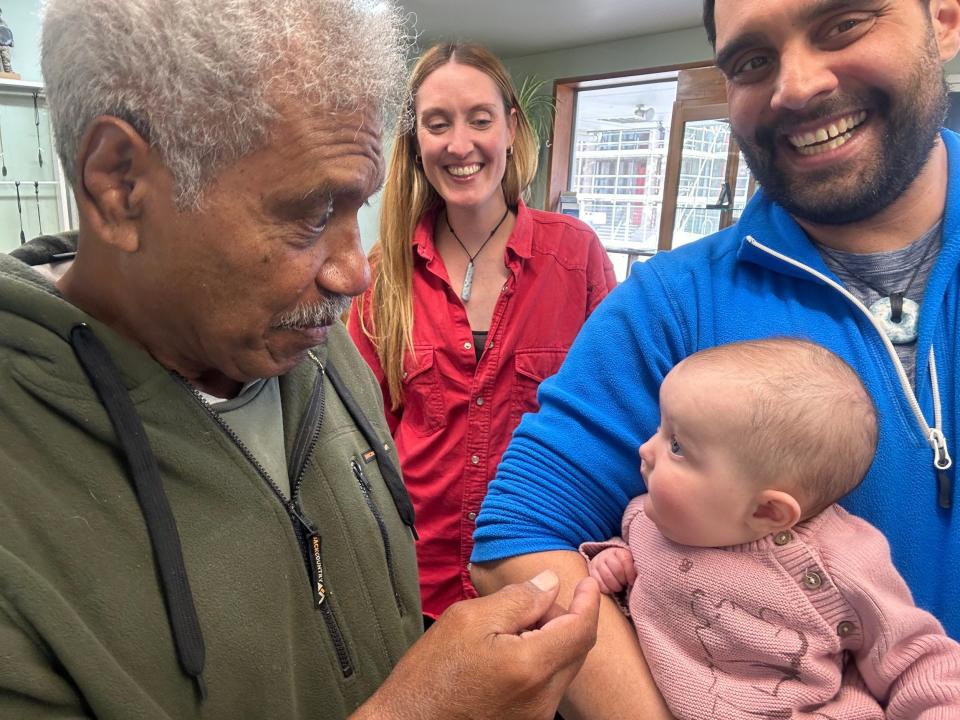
[
  {"x1": 820, "y1": 237, "x2": 936, "y2": 345},
  {"x1": 445, "y1": 206, "x2": 510, "y2": 302}
]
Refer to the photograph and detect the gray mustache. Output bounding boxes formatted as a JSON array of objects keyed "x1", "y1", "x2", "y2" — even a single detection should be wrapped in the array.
[{"x1": 274, "y1": 294, "x2": 352, "y2": 330}]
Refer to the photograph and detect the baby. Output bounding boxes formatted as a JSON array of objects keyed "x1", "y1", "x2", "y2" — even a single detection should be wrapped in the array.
[{"x1": 583, "y1": 338, "x2": 960, "y2": 719}]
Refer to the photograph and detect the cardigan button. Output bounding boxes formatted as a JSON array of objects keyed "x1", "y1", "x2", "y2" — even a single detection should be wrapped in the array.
[
  {"x1": 476, "y1": 397, "x2": 484, "y2": 406},
  {"x1": 802, "y1": 570, "x2": 823, "y2": 590},
  {"x1": 467, "y1": 512, "x2": 477, "y2": 521},
  {"x1": 773, "y1": 531, "x2": 792, "y2": 546},
  {"x1": 837, "y1": 621, "x2": 856, "y2": 637},
  {"x1": 471, "y1": 455, "x2": 480, "y2": 465},
  {"x1": 464, "y1": 342, "x2": 472, "y2": 350}
]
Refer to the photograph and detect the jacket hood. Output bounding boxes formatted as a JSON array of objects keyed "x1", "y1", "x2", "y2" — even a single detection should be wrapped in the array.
[
  {"x1": 0, "y1": 232, "x2": 169, "y2": 391},
  {"x1": 1, "y1": 231, "x2": 209, "y2": 698}
]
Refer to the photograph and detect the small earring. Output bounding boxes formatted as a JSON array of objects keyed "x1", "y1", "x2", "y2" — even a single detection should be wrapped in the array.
[{"x1": 506, "y1": 146, "x2": 514, "y2": 157}]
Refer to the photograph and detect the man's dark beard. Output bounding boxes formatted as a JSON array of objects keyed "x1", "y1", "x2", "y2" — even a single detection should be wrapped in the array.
[{"x1": 733, "y1": 52, "x2": 948, "y2": 226}]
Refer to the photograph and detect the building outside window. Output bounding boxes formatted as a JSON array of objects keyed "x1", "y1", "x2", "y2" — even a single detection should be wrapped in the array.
[
  {"x1": 568, "y1": 72, "x2": 747, "y2": 279},
  {"x1": 569, "y1": 77, "x2": 675, "y2": 279}
]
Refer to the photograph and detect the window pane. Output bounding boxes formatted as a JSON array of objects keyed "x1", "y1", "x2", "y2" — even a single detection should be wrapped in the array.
[
  {"x1": 569, "y1": 78, "x2": 678, "y2": 280},
  {"x1": 672, "y1": 119, "x2": 732, "y2": 248}
]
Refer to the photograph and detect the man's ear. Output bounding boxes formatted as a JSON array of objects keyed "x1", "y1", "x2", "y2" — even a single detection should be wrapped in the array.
[
  {"x1": 746, "y1": 489, "x2": 802, "y2": 535},
  {"x1": 931, "y1": 0, "x2": 960, "y2": 63},
  {"x1": 76, "y1": 116, "x2": 155, "y2": 253}
]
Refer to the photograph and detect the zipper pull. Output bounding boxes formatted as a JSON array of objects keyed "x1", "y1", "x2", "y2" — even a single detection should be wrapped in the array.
[
  {"x1": 928, "y1": 429, "x2": 953, "y2": 509},
  {"x1": 306, "y1": 532, "x2": 327, "y2": 607},
  {"x1": 290, "y1": 501, "x2": 316, "y2": 535},
  {"x1": 351, "y1": 458, "x2": 370, "y2": 489},
  {"x1": 307, "y1": 351, "x2": 325, "y2": 375}
]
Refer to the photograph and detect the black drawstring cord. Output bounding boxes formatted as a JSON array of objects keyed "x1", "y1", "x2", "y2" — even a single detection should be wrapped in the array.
[{"x1": 69, "y1": 323, "x2": 207, "y2": 702}]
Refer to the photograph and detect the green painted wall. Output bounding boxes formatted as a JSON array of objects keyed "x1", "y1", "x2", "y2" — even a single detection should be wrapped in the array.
[
  {"x1": 4, "y1": 0, "x2": 43, "y2": 83},
  {"x1": 505, "y1": 26, "x2": 712, "y2": 82},
  {"x1": 0, "y1": 3, "x2": 60, "y2": 254}
]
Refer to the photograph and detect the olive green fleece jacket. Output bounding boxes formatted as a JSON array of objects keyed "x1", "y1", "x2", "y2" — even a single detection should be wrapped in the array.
[{"x1": 0, "y1": 237, "x2": 422, "y2": 719}]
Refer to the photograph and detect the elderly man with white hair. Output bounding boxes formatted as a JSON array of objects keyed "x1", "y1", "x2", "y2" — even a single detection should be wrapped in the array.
[{"x1": 0, "y1": 1, "x2": 600, "y2": 718}]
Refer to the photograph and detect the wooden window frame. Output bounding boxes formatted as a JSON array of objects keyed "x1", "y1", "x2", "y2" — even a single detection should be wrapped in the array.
[{"x1": 544, "y1": 60, "x2": 714, "y2": 215}]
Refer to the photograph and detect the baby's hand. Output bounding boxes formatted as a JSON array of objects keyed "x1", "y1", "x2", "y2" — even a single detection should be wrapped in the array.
[{"x1": 588, "y1": 547, "x2": 636, "y2": 595}]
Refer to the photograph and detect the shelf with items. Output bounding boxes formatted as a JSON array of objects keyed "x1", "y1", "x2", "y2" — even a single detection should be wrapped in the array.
[{"x1": 0, "y1": 81, "x2": 76, "y2": 254}]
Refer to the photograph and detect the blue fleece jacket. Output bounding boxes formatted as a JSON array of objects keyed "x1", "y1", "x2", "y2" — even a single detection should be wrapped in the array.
[{"x1": 473, "y1": 130, "x2": 960, "y2": 638}]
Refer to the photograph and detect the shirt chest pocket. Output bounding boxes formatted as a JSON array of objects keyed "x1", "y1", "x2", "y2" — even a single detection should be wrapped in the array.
[
  {"x1": 510, "y1": 348, "x2": 569, "y2": 427},
  {"x1": 401, "y1": 345, "x2": 447, "y2": 436}
]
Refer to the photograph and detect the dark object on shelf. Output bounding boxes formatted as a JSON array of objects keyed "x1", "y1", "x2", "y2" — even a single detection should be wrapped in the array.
[
  {"x1": 14, "y1": 179, "x2": 25, "y2": 245},
  {"x1": 705, "y1": 180, "x2": 733, "y2": 211}
]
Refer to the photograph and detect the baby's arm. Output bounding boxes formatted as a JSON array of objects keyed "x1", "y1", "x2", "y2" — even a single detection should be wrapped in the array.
[
  {"x1": 829, "y1": 513, "x2": 960, "y2": 717},
  {"x1": 588, "y1": 547, "x2": 637, "y2": 595}
]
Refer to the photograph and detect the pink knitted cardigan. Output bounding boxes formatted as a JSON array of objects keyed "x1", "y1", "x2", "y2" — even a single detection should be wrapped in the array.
[{"x1": 581, "y1": 499, "x2": 960, "y2": 719}]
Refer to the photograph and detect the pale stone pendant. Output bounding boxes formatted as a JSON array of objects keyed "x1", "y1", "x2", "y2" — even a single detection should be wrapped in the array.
[
  {"x1": 869, "y1": 295, "x2": 920, "y2": 345},
  {"x1": 461, "y1": 260, "x2": 475, "y2": 302}
]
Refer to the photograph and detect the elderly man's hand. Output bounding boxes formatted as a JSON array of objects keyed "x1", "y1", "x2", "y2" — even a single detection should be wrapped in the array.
[{"x1": 354, "y1": 570, "x2": 600, "y2": 720}]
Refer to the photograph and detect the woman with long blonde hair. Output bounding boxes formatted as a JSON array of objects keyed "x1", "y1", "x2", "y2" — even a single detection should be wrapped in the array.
[{"x1": 349, "y1": 41, "x2": 616, "y2": 622}]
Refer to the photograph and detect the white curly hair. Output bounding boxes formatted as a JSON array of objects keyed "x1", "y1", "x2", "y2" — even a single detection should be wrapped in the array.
[{"x1": 41, "y1": 0, "x2": 414, "y2": 208}]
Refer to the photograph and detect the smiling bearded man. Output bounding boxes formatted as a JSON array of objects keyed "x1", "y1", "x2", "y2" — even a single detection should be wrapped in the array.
[{"x1": 728, "y1": 4, "x2": 950, "y2": 225}]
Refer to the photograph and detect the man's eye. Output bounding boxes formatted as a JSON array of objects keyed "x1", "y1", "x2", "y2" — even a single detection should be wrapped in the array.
[
  {"x1": 821, "y1": 13, "x2": 876, "y2": 44},
  {"x1": 302, "y1": 204, "x2": 333, "y2": 235},
  {"x1": 670, "y1": 437, "x2": 683, "y2": 456},
  {"x1": 732, "y1": 55, "x2": 770, "y2": 78},
  {"x1": 824, "y1": 14, "x2": 872, "y2": 38},
  {"x1": 830, "y1": 19, "x2": 860, "y2": 36}
]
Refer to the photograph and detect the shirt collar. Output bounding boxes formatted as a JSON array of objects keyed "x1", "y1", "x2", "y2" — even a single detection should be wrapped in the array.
[{"x1": 412, "y1": 199, "x2": 534, "y2": 264}]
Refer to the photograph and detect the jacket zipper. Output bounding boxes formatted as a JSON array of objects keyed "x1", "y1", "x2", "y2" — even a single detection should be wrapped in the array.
[
  {"x1": 745, "y1": 236, "x2": 954, "y2": 507},
  {"x1": 174, "y1": 371, "x2": 355, "y2": 676},
  {"x1": 291, "y1": 507, "x2": 353, "y2": 677},
  {"x1": 351, "y1": 458, "x2": 405, "y2": 616},
  {"x1": 288, "y1": 362, "x2": 354, "y2": 677}
]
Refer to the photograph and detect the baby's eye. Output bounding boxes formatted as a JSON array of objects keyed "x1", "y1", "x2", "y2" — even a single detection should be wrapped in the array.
[{"x1": 669, "y1": 437, "x2": 683, "y2": 456}]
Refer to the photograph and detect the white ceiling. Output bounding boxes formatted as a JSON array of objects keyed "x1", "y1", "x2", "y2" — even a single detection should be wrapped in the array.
[{"x1": 400, "y1": 0, "x2": 705, "y2": 58}]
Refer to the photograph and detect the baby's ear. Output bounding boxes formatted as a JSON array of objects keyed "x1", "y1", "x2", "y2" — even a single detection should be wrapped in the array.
[{"x1": 746, "y1": 489, "x2": 802, "y2": 535}]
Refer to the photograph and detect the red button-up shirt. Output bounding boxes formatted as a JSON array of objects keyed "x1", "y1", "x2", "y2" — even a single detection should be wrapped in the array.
[{"x1": 349, "y1": 200, "x2": 616, "y2": 617}]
